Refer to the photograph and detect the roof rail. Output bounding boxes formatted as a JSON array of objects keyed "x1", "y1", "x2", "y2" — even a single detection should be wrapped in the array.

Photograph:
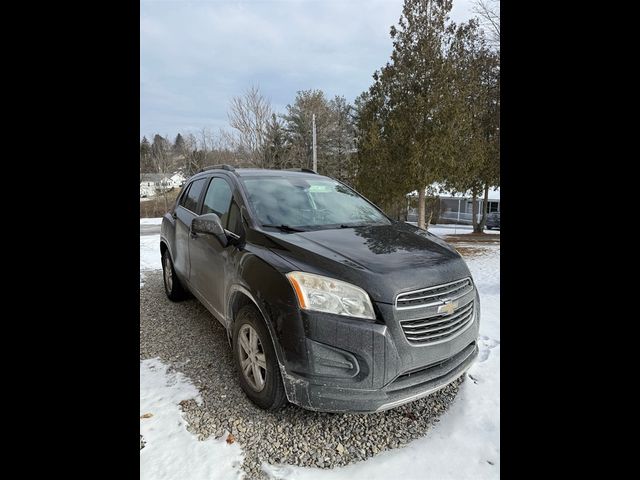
[
  {"x1": 286, "y1": 168, "x2": 317, "y2": 174},
  {"x1": 198, "y1": 164, "x2": 236, "y2": 173}
]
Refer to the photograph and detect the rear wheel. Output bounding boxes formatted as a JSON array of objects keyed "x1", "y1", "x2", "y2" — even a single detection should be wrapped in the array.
[
  {"x1": 233, "y1": 305, "x2": 287, "y2": 410},
  {"x1": 162, "y1": 249, "x2": 188, "y2": 301}
]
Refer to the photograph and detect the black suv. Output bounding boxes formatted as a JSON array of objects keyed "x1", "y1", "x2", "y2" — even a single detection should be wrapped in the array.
[{"x1": 160, "y1": 166, "x2": 479, "y2": 412}]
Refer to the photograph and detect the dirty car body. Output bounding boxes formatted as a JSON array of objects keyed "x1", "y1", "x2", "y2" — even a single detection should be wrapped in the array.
[{"x1": 160, "y1": 166, "x2": 479, "y2": 412}]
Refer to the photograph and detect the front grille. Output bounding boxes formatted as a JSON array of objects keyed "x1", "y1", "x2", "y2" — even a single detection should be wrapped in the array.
[
  {"x1": 400, "y1": 300, "x2": 475, "y2": 345},
  {"x1": 390, "y1": 342, "x2": 477, "y2": 389},
  {"x1": 395, "y1": 277, "x2": 473, "y2": 310}
]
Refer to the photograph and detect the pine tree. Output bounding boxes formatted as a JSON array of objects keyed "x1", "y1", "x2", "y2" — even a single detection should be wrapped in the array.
[
  {"x1": 444, "y1": 19, "x2": 500, "y2": 232},
  {"x1": 282, "y1": 89, "x2": 334, "y2": 171},
  {"x1": 354, "y1": 0, "x2": 458, "y2": 223},
  {"x1": 140, "y1": 136, "x2": 153, "y2": 173},
  {"x1": 173, "y1": 133, "x2": 185, "y2": 155},
  {"x1": 263, "y1": 114, "x2": 290, "y2": 169}
]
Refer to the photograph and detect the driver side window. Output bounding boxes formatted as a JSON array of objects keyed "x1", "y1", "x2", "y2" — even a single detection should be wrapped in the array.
[{"x1": 202, "y1": 177, "x2": 233, "y2": 227}]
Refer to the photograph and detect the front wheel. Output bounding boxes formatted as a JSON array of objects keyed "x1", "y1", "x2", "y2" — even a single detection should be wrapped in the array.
[
  {"x1": 162, "y1": 250, "x2": 188, "y2": 301},
  {"x1": 233, "y1": 305, "x2": 287, "y2": 410}
]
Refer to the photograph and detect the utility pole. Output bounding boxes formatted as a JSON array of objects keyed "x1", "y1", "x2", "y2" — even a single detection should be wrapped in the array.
[{"x1": 312, "y1": 113, "x2": 317, "y2": 172}]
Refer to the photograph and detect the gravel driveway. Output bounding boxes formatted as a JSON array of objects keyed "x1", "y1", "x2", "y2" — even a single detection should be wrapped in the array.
[{"x1": 140, "y1": 272, "x2": 463, "y2": 479}]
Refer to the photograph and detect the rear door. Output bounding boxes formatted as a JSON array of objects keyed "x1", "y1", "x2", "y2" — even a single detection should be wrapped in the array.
[{"x1": 173, "y1": 177, "x2": 207, "y2": 279}]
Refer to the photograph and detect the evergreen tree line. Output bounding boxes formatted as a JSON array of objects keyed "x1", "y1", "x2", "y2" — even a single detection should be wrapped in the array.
[
  {"x1": 354, "y1": 0, "x2": 499, "y2": 231},
  {"x1": 140, "y1": 0, "x2": 499, "y2": 232}
]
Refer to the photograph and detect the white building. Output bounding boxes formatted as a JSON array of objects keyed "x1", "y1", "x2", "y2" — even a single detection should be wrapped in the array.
[
  {"x1": 140, "y1": 172, "x2": 186, "y2": 198},
  {"x1": 407, "y1": 184, "x2": 500, "y2": 224}
]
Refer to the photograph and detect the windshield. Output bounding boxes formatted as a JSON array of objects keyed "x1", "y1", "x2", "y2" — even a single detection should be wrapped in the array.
[{"x1": 240, "y1": 176, "x2": 390, "y2": 229}]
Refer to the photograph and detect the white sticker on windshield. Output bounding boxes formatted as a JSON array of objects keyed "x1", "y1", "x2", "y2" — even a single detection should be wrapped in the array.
[{"x1": 308, "y1": 184, "x2": 332, "y2": 193}]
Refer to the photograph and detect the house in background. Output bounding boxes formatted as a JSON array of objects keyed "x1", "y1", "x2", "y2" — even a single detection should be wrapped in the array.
[
  {"x1": 407, "y1": 184, "x2": 500, "y2": 225},
  {"x1": 438, "y1": 188, "x2": 500, "y2": 224},
  {"x1": 140, "y1": 172, "x2": 185, "y2": 198}
]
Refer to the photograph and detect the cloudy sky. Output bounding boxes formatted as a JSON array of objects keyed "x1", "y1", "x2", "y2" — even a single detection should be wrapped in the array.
[{"x1": 140, "y1": 0, "x2": 476, "y2": 139}]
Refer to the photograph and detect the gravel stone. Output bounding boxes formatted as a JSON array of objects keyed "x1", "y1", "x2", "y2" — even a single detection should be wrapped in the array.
[{"x1": 141, "y1": 272, "x2": 463, "y2": 479}]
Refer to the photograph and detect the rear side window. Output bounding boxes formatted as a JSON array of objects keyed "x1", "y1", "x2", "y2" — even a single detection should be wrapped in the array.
[
  {"x1": 180, "y1": 178, "x2": 206, "y2": 213},
  {"x1": 202, "y1": 178, "x2": 233, "y2": 225}
]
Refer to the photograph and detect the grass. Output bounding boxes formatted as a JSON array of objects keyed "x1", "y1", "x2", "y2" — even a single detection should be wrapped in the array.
[
  {"x1": 140, "y1": 189, "x2": 180, "y2": 218},
  {"x1": 442, "y1": 233, "x2": 500, "y2": 244},
  {"x1": 441, "y1": 231, "x2": 500, "y2": 258}
]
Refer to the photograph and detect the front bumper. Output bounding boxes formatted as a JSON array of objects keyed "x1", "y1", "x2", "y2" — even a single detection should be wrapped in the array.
[
  {"x1": 278, "y1": 293, "x2": 480, "y2": 412},
  {"x1": 281, "y1": 340, "x2": 478, "y2": 412}
]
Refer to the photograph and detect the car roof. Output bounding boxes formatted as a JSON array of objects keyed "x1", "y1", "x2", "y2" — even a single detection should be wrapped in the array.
[
  {"x1": 189, "y1": 167, "x2": 328, "y2": 181},
  {"x1": 233, "y1": 168, "x2": 322, "y2": 178}
]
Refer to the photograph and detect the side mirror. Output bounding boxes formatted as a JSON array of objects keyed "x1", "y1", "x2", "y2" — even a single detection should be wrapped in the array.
[{"x1": 192, "y1": 213, "x2": 227, "y2": 246}]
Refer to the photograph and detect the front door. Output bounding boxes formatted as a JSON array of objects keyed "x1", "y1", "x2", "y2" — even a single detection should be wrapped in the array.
[{"x1": 188, "y1": 176, "x2": 236, "y2": 323}]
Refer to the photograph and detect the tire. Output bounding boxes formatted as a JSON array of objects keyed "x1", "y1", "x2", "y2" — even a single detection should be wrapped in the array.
[
  {"x1": 162, "y1": 249, "x2": 188, "y2": 301},
  {"x1": 233, "y1": 305, "x2": 287, "y2": 410}
]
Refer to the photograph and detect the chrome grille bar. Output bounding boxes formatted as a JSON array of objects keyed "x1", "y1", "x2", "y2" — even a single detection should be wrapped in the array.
[
  {"x1": 396, "y1": 277, "x2": 473, "y2": 310},
  {"x1": 401, "y1": 303, "x2": 474, "y2": 334},
  {"x1": 404, "y1": 312, "x2": 473, "y2": 340},
  {"x1": 403, "y1": 305, "x2": 475, "y2": 344}
]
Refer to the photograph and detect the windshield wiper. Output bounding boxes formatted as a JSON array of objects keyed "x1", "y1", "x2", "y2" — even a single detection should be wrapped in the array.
[
  {"x1": 339, "y1": 222, "x2": 375, "y2": 228},
  {"x1": 262, "y1": 224, "x2": 306, "y2": 232}
]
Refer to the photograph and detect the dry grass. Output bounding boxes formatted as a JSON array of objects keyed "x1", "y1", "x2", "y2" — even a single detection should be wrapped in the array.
[
  {"x1": 454, "y1": 246, "x2": 488, "y2": 257},
  {"x1": 441, "y1": 232, "x2": 500, "y2": 258},
  {"x1": 443, "y1": 233, "x2": 500, "y2": 244},
  {"x1": 140, "y1": 189, "x2": 180, "y2": 218}
]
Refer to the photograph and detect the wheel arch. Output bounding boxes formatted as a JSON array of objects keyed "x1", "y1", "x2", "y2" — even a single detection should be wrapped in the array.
[
  {"x1": 227, "y1": 286, "x2": 287, "y2": 371},
  {"x1": 160, "y1": 238, "x2": 169, "y2": 258}
]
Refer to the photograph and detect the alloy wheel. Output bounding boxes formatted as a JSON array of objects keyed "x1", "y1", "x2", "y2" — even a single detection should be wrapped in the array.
[
  {"x1": 163, "y1": 255, "x2": 173, "y2": 292},
  {"x1": 238, "y1": 324, "x2": 267, "y2": 392}
]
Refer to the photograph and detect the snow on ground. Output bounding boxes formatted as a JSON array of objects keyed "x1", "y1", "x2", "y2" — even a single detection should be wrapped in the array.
[
  {"x1": 140, "y1": 234, "x2": 161, "y2": 287},
  {"x1": 139, "y1": 224, "x2": 500, "y2": 480},
  {"x1": 140, "y1": 217, "x2": 163, "y2": 225},
  {"x1": 406, "y1": 222, "x2": 500, "y2": 237},
  {"x1": 263, "y1": 246, "x2": 500, "y2": 480},
  {"x1": 429, "y1": 224, "x2": 500, "y2": 237},
  {"x1": 140, "y1": 358, "x2": 244, "y2": 480},
  {"x1": 140, "y1": 235, "x2": 161, "y2": 271}
]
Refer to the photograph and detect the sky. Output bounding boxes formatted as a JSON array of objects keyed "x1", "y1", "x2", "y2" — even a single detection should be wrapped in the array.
[{"x1": 140, "y1": 0, "x2": 477, "y2": 140}]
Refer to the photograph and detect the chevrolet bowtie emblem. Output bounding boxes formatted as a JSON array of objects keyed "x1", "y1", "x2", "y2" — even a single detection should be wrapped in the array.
[{"x1": 438, "y1": 300, "x2": 458, "y2": 315}]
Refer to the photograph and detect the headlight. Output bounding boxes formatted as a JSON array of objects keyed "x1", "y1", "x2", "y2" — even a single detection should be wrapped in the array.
[{"x1": 286, "y1": 271, "x2": 376, "y2": 319}]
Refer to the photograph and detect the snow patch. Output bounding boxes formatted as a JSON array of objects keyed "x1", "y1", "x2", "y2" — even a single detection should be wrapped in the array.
[
  {"x1": 140, "y1": 234, "x2": 162, "y2": 274},
  {"x1": 140, "y1": 217, "x2": 163, "y2": 225},
  {"x1": 140, "y1": 358, "x2": 245, "y2": 480}
]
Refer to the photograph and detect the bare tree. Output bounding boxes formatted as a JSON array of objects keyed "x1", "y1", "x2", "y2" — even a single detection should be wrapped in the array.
[
  {"x1": 180, "y1": 133, "x2": 203, "y2": 177},
  {"x1": 472, "y1": 0, "x2": 500, "y2": 48},
  {"x1": 199, "y1": 127, "x2": 213, "y2": 158},
  {"x1": 150, "y1": 134, "x2": 173, "y2": 212},
  {"x1": 203, "y1": 128, "x2": 242, "y2": 166},
  {"x1": 228, "y1": 85, "x2": 272, "y2": 167}
]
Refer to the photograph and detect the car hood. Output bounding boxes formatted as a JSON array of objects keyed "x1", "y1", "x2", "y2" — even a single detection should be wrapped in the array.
[{"x1": 260, "y1": 222, "x2": 472, "y2": 304}]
